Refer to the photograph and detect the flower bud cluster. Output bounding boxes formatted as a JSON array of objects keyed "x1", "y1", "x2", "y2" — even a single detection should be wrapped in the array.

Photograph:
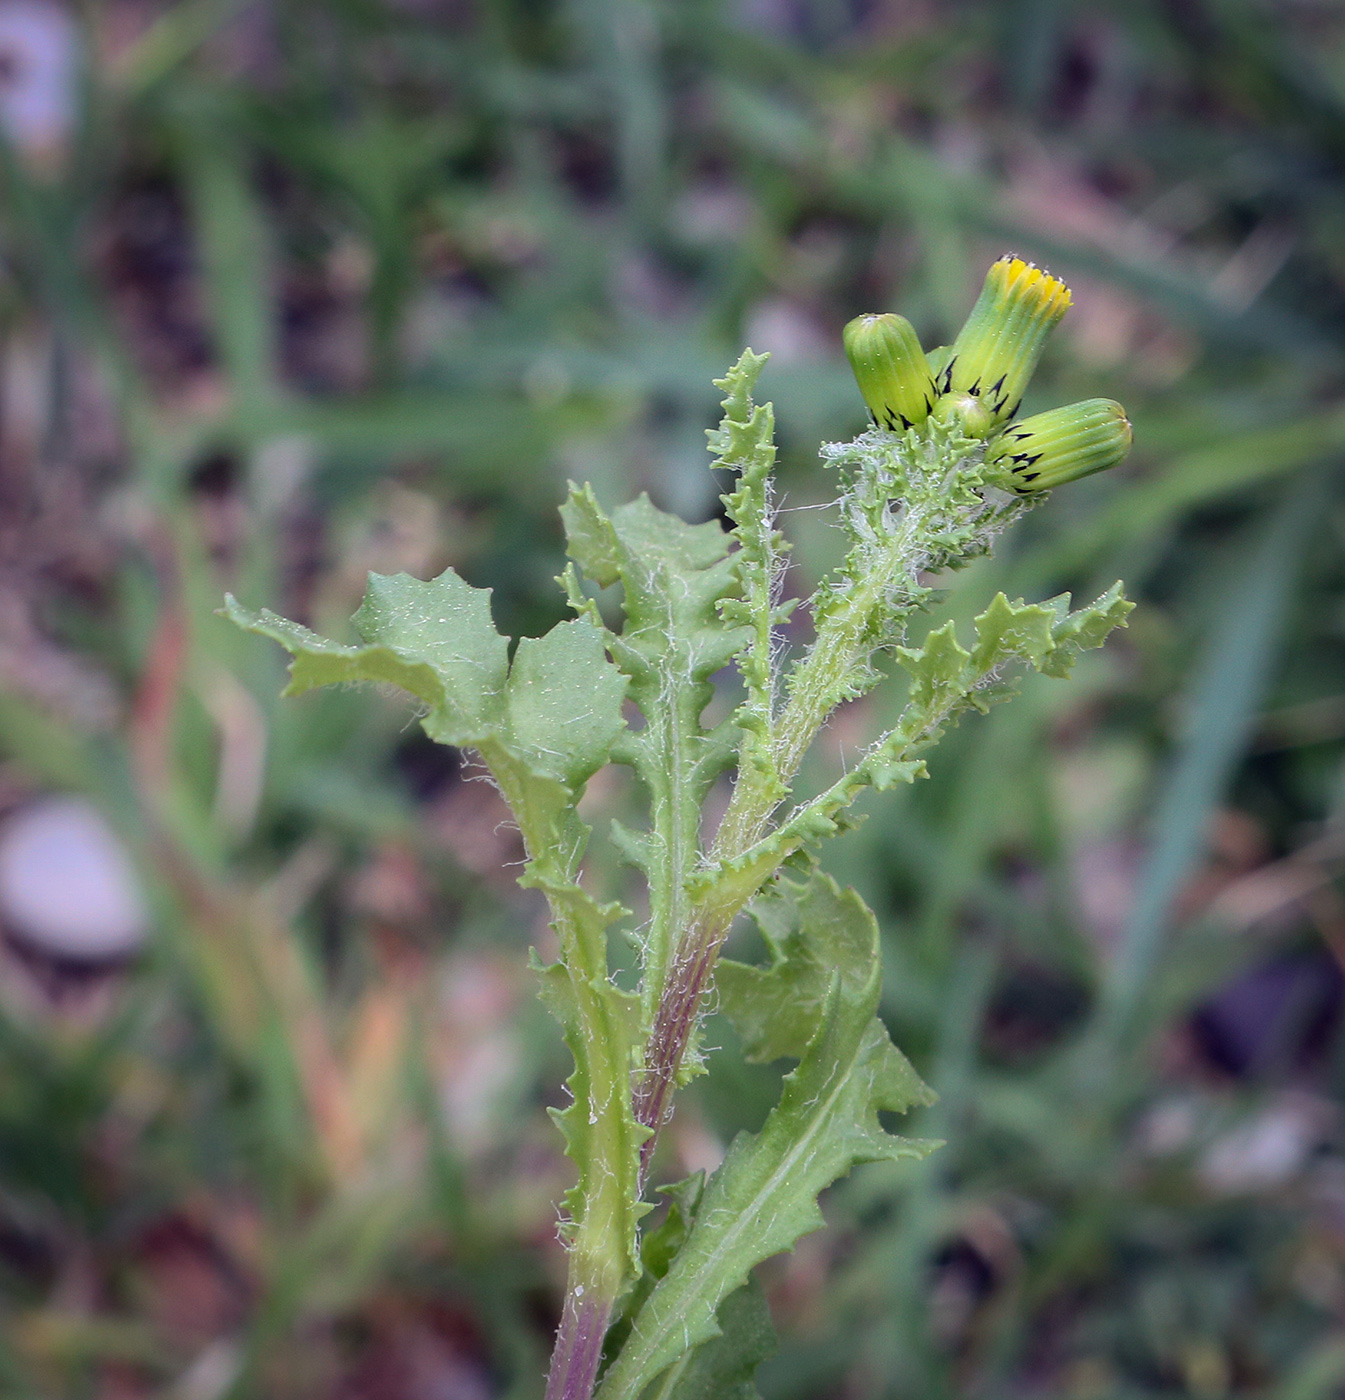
[{"x1": 842, "y1": 255, "x2": 1132, "y2": 492}]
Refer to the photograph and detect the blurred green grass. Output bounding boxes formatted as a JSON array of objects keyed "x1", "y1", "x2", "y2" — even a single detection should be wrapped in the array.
[{"x1": 2, "y1": 1, "x2": 1345, "y2": 1396}]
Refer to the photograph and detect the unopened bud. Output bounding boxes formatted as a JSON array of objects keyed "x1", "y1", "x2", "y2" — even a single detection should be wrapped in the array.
[
  {"x1": 984, "y1": 398, "x2": 1132, "y2": 493},
  {"x1": 930, "y1": 391, "x2": 995, "y2": 439},
  {"x1": 936, "y1": 255, "x2": 1072, "y2": 433},
  {"x1": 843, "y1": 313, "x2": 936, "y2": 432}
]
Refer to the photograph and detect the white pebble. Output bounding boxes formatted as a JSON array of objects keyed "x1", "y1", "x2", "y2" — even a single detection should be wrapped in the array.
[{"x1": 0, "y1": 797, "x2": 148, "y2": 960}]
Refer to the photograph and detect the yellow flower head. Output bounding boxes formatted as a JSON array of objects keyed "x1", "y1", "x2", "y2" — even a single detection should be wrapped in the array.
[
  {"x1": 984, "y1": 398, "x2": 1132, "y2": 493},
  {"x1": 842, "y1": 312, "x2": 937, "y2": 432},
  {"x1": 934, "y1": 255, "x2": 1072, "y2": 436}
]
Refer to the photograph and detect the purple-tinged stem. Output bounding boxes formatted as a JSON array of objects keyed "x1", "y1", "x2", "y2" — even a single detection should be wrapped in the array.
[
  {"x1": 545, "y1": 1286, "x2": 614, "y2": 1400},
  {"x1": 633, "y1": 912, "x2": 731, "y2": 1175}
]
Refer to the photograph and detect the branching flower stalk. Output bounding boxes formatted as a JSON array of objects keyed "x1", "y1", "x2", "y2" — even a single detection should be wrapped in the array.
[{"x1": 228, "y1": 256, "x2": 1135, "y2": 1400}]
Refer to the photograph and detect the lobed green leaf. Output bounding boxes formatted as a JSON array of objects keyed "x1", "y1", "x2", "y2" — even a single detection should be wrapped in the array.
[
  {"x1": 711, "y1": 350, "x2": 793, "y2": 818},
  {"x1": 227, "y1": 569, "x2": 642, "y2": 1286},
  {"x1": 716, "y1": 875, "x2": 880, "y2": 1064},
  {"x1": 1038, "y1": 583, "x2": 1136, "y2": 679},
  {"x1": 224, "y1": 569, "x2": 509, "y2": 746},
  {"x1": 226, "y1": 570, "x2": 626, "y2": 797},
  {"x1": 562, "y1": 486, "x2": 747, "y2": 1027}
]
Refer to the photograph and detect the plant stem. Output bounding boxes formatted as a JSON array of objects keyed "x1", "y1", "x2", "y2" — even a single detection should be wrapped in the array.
[
  {"x1": 633, "y1": 907, "x2": 729, "y2": 1171},
  {"x1": 545, "y1": 1285, "x2": 615, "y2": 1400}
]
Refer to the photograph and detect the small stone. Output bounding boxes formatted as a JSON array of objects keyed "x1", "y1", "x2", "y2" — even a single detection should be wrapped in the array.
[{"x1": 0, "y1": 797, "x2": 149, "y2": 960}]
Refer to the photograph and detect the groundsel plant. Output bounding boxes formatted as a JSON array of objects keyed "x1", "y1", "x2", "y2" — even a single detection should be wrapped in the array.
[{"x1": 227, "y1": 256, "x2": 1135, "y2": 1400}]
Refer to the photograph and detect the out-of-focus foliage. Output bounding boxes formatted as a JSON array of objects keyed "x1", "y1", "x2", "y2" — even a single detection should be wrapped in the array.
[{"x1": 1, "y1": 1, "x2": 1345, "y2": 1397}]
